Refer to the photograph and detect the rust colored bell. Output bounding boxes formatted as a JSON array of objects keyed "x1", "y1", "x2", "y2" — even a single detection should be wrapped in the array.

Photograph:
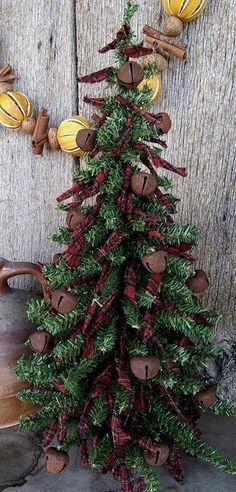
[
  {"x1": 155, "y1": 112, "x2": 172, "y2": 134},
  {"x1": 131, "y1": 172, "x2": 157, "y2": 197},
  {"x1": 196, "y1": 388, "x2": 217, "y2": 408},
  {"x1": 186, "y1": 269, "x2": 209, "y2": 293},
  {"x1": 44, "y1": 447, "x2": 69, "y2": 473},
  {"x1": 142, "y1": 250, "x2": 168, "y2": 274},
  {"x1": 130, "y1": 356, "x2": 160, "y2": 380},
  {"x1": 51, "y1": 289, "x2": 77, "y2": 314},
  {"x1": 117, "y1": 61, "x2": 144, "y2": 89},
  {"x1": 29, "y1": 331, "x2": 54, "y2": 354},
  {"x1": 66, "y1": 210, "x2": 86, "y2": 231},
  {"x1": 144, "y1": 443, "x2": 170, "y2": 466},
  {"x1": 76, "y1": 128, "x2": 96, "y2": 152}
]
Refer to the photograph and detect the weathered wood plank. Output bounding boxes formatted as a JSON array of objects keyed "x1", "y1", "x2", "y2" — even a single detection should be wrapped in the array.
[
  {"x1": 0, "y1": 0, "x2": 77, "y2": 291},
  {"x1": 76, "y1": 0, "x2": 235, "y2": 337}
]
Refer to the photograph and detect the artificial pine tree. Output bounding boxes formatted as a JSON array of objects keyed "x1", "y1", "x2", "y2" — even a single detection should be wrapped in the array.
[{"x1": 14, "y1": 2, "x2": 236, "y2": 491}]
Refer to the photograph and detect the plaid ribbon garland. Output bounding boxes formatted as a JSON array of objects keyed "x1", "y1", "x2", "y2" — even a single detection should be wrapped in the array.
[
  {"x1": 124, "y1": 259, "x2": 138, "y2": 306},
  {"x1": 84, "y1": 95, "x2": 106, "y2": 107},
  {"x1": 139, "y1": 310, "x2": 154, "y2": 341},
  {"x1": 67, "y1": 170, "x2": 108, "y2": 209},
  {"x1": 56, "y1": 181, "x2": 85, "y2": 203},
  {"x1": 134, "y1": 141, "x2": 187, "y2": 177},
  {"x1": 165, "y1": 444, "x2": 184, "y2": 482},
  {"x1": 154, "y1": 188, "x2": 176, "y2": 212},
  {"x1": 54, "y1": 378, "x2": 67, "y2": 394},
  {"x1": 78, "y1": 67, "x2": 113, "y2": 83},
  {"x1": 111, "y1": 412, "x2": 132, "y2": 447},
  {"x1": 112, "y1": 118, "x2": 133, "y2": 159},
  {"x1": 122, "y1": 44, "x2": 153, "y2": 58},
  {"x1": 40, "y1": 422, "x2": 57, "y2": 448},
  {"x1": 99, "y1": 25, "x2": 130, "y2": 53},
  {"x1": 98, "y1": 228, "x2": 125, "y2": 258},
  {"x1": 57, "y1": 412, "x2": 70, "y2": 442},
  {"x1": 96, "y1": 260, "x2": 111, "y2": 294},
  {"x1": 91, "y1": 364, "x2": 113, "y2": 398},
  {"x1": 134, "y1": 206, "x2": 159, "y2": 226},
  {"x1": 80, "y1": 439, "x2": 90, "y2": 467}
]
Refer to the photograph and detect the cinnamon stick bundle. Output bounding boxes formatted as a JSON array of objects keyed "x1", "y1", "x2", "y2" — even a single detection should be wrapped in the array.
[
  {"x1": 0, "y1": 64, "x2": 15, "y2": 82},
  {"x1": 32, "y1": 108, "x2": 50, "y2": 155},
  {"x1": 143, "y1": 25, "x2": 187, "y2": 60}
]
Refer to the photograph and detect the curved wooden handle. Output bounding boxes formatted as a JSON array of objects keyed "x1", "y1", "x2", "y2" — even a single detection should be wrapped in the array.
[{"x1": 0, "y1": 257, "x2": 47, "y2": 295}]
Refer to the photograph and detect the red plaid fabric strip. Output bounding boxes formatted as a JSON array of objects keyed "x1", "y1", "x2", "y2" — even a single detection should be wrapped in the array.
[
  {"x1": 57, "y1": 412, "x2": 70, "y2": 442},
  {"x1": 40, "y1": 422, "x2": 57, "y2": 447},
  {"x1": 145, "y1": 272, "x2": 162, "y2": 297},
  {"x1": 154, "y1": 188, "x2": 176, "y2": 212},
  {"x1": 112, "y1": 118, "x2": 133, "y2": 159},
  {"x1": 126, "y1": 193, "x2": 134, "y2": 221},
  {"x1": 98, "y1": 229, "x2": 125, "y2": 258},
  {"x1": 117, "y1": 360, "x2": 132, "y2": 391},
  {"x1": 84, "y1": 95, "x2": 106, "y2": 107},
  {"x1": 56, "y1": 182, "x2": 85, "y2": 203},
  {"x1": 111, "y1": 412, "x2": 132, "y2": 447},
  {"x1": 80, "y1": 439, "x2": 90, "y2": 467},
  {"x1": 165, "y1": 444, "x2": 184, "y2": 482},
  {"x1": 134, "y1": 142, "x2": 187, "y2": 177},
  {"x1": 54, "y1": 378, "x2": 67, "y2": 394},
  {"x1": 122, "y1": 44, "x2": 153, "y2": 58},
  {"x1": 138, "y1": 436, "x2": 161, "y2": 457},
  {"x1": 165, "y1": 245, "x2": 196, "y2": 261},
  {"x1": 99, "y1": 25, "x2": 130, "y2": 53},
  {"x1": 95, "y1": 261, "x2": 111, "y2": 294},
  {"x1": 78, "y1": 67, "x2": 113, "y2": 83},
  {"x1": 68, "y1": 170, "x2": 108, "y2": 209},
  {"x1": 124, "y1": 260, "x2": 138, "y2": 306},
  {"x1": 113, "y1": 463, "x2": 134, "y2": 492},
  {"x1": 92, "y1": 365, "x2": 113, "y2": 398},
  {"x1": 92, "y1": 289, "x2": 119, "y2": 326},
  {"x1": 82, "y1": 335, "x2": 95, "y2": 357},
  {"x1": 149, "y1": 229, "x2": 166, "y2": 240},
  {"x1": 134, "y1": 206, "x2": 158, "y2": 226},
  {"x1": 139, "y1": 310, "x2": 154, "y2": 340},
  {"x1": 81, "y1": 300, "x2": 99, "y2": 334},
  {"x1": 79, "y1": 415, "x2": 89, "y2": 439}
]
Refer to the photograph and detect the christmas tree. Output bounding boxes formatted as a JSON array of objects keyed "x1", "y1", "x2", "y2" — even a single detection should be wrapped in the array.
[{"x1": 15, "y1": 2, "x2": 236, "y2": 490}]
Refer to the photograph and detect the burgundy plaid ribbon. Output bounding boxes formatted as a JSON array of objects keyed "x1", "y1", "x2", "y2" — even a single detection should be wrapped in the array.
[
  {"x1": 56, "y1": 181, "x2": 85, "y2": 203},
  {"x1": 111, "y1": 412, "x2": 132, "y2": 447},
  {"x1": 124, "y1": 259, "x2": 138, "y2": 306},
  {"x1": 134, "y1": 141, "x2": 187, "y2": 177},
  {"x1": 96, "y1": 261, "x2": 111, "y2": 294},
  {"x1": 134, "y1": 206, "x2": 158, "y2": 226},
  {"x1": 112, "y1": 118, "x2": 133, "y2": 159},
  {"x1": 98, "y1": 228, "x2": 125, "y2": 258},
  {"x1": 138, "y1": 436, "x2": 162, "y2": 457},
  {"x1": 116, "y1": 95, "x2": 168, "y2": 130},
  {"x1": 117, "y1": 164, "x2": 133, "y2": 216},
  {"x1": 80, "y1": 439, "x2": 90, "y2": 467},
  {"x1": 154, "y1": 188, "x2": 176, "y2": 212},
  {"x1": 145, "y1": 272, "x2": 162, "y2": 297},
  {"x1": 78, "y1": 67, "x2": 113, "y2": 83},
  {"x1": 99, "y1": 25, "x2": 130, "y2": 53},
  {"x1": 149, "y1": 229, "x2": 166, "y2": 240},
  {"x1": 68, "y1": 170, "x2": 108, "y2": 209},
  {"x1": 139, "y1": 310, "x2": 154, "y2": 341},
  {"x1": 81, "y1": 289, "x2": 119, "y2": 334},
  {"x1": 117, "y1": 331, "x2": 132, "y2": 391},
  {"x1": 122, "y1": 44, "x2": 153, "y2": 58},
  {"x1": 82, "y1": 335, "x2": 95, "y2": 357},
  {"x1": 84, "y1": 95, "x2": 106, "y2": 108},
  {"x1": 57, "y1": 412, "x2": 70, "y2": 442},
  {"x1": 54, "y1": 378, "x2": 67, "y2": 394},
  {"x1": 164, "y1": 245, "x2": 196, "y2": 261},
  {"x1": 40, "y1": 422, "x2": 57, "y2": 447},
  {"x1": 165, "y1": 444, "x2": 184, "y2": 482},
  {"x1": 91, "y1": 365, "x2": 113, "y2": 398},
  {"x1": 126, "y1": 193, "x2": 134, "y2": 221}
]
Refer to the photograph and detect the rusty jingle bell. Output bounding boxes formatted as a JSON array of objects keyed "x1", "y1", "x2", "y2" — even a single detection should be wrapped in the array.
[
  {"x1": 117, "y1": 61, "x2": 144, "y2": 89},
  {"x1": 66, "y1": 210, "x2": 86, "y2": 231},
  {"x1": 131, "y1": 172, "x2": 157, "y2": 197},
  {"x1": 142, "y1": 250, "x2": 168, "y2": 274},
  {"x1": 186, "y1": 269, "x2": 209, "y2": 293},
  {"x1": 130, "y1": 356, "x2": 161, "y2": 380},
  {"x1": 196, "y1": 388, "x2": 217, "y2": 408},
  {"x1": 44, "y1": 447, "x2": 69, "y2": 474},
  {"x1": 155, "y1": 112, "x2": 172, "y2": 134},
  {"x1": 76, "y1": 128, "x2": 96, "y2": 152},
  {"x1": 51, "y1": 289, "x2": 78, "y2": 314},
  {"x1": 29, "y1": 330, "x2": 54, "y2": 354},
  {"x1": 144, "y1": 443, "x2": 170, "y2": 466}
]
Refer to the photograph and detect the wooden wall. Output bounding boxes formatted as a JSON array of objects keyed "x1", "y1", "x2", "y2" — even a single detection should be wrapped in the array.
[{"x1": 0, "y1": 0, "x2": 235, "y2": 337}]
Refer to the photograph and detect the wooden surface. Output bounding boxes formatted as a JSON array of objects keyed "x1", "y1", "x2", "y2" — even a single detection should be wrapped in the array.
[{"x1": 0, "y1": 0, "x2": 235, "y2": 337}]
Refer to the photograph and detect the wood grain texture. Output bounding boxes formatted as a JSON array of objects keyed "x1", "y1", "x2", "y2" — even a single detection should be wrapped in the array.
[
  {"x1": 0, "y1": 1, "x2": 234, "y2": 338},
  {"x1": 0, "y1": 0, "x2": 77, "y2": 291},
  {"x1": 76, "y1": 0, "x2": 235, "y2": 338}
]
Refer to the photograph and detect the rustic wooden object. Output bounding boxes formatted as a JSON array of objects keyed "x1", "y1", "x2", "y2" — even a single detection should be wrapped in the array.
[{"x1": 0, "y1": 0, "x2": 234, "y2": 342}]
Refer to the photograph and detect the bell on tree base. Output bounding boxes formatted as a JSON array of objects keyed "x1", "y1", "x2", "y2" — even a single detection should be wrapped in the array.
[
  {"x1": 142, "y1": 250, "x2": 168, "y2": 273},
  {"x1": 44, "y1": 447, "x2": 69, "y2": 473},
  {"x1": 130, "y1": 356, "x2": 161, "y2": 380},
  {"x1": 51, "y1": 289, "x2": 78, "y2": 314},
  {"x1": 117, "y1": 61, "x2": 144, "y2": 89},
  {"x1": 196, "y1": 388, "x2": 217, "y2": 408},
  {"x1": 186, "y1": 269, "x2": 209, "y2": 293},
  {"x1": 131, "y1": 172, "x2": 157, "y2": 197},
  {"x1": 66, "y1": 210, "x2": 86, "y2": 231},
  {"x1": 164, "y1": 16, "x2": 184, "y2": 36},
  {"x1": 144, "y1": 443, "x2": 170, "y2": 466},
  {"x1": 29, "y1": 331, "x2": 54, "y2": 354}
]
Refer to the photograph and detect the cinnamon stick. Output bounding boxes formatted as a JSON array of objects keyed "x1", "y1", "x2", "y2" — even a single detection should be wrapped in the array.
[
  {"x1": 0, "y1": 64, "x2": 15, "y2": 82},
  {"x1": 32, "y1": 107, "x2": 50, "y2": 155},
  {"x1": 143, "y1": 25, "x2": 187, "y2": 60}
]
